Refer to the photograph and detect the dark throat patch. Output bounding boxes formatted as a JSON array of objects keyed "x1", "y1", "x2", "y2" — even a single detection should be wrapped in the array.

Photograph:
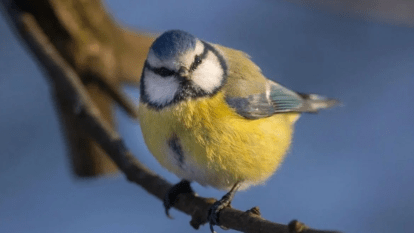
[{"x1": 168, "y1": 135, "x2": 185, "y2": 168}]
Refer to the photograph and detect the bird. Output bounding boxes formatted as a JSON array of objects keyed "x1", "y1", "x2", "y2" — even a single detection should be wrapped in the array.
[{"x1": 137, "y1": 29, "x2": 338, "y2": 232}]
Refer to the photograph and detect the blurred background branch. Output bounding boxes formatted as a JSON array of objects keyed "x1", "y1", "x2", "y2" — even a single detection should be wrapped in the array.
[{"x1": 2, "y1": 0, "x2": 154, "y2": 177}]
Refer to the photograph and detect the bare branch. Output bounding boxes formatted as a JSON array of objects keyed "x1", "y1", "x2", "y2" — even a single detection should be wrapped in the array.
[{"x1": 0, "y1": 1, "x2": 341, "y2": 232}]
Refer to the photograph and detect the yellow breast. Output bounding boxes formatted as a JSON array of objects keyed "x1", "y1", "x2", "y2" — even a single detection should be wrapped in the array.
[{"x1": 138, "y1": 92, "x2": 299, "y2": 190}]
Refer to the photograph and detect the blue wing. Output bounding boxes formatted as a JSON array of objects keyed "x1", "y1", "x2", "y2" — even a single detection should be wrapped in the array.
[{"x1": 226, "y1": 80, "x2": 337, "y2": 119}]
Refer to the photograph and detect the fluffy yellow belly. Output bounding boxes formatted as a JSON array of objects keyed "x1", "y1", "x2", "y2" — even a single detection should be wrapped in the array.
[{"x1": 138, "y1": 92, "x2": 298, "y2": 191}]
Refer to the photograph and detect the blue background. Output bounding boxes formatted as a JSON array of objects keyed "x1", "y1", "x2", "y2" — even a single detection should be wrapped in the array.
[{"x1": 1, "y1": 1, "x2": 414, "y2": 232}]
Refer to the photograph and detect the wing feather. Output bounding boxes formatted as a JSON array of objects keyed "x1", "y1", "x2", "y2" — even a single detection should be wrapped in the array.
[{"x1": 216, "y1": 45, "x2": 338, "y2": 119}]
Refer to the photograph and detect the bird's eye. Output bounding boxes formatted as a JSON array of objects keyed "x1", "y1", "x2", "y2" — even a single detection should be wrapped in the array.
[
  {"x1": 195, "y1": 55, "x2": 202, "y2": 65},
  {"x1": 190, "y1": 55, "x2": 202, "y2": 71}
]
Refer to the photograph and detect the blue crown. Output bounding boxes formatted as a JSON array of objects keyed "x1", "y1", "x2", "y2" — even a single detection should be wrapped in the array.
[{"x1": 151, "y1": 30, "x2": 196, "y2": 60}]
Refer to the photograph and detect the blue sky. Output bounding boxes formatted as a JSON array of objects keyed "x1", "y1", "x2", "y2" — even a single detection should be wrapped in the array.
[{"x1": 1, "y1": 1, "x2": 414, "y2": 232}]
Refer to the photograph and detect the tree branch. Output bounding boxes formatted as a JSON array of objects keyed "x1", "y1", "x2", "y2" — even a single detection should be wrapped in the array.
[{"x1": 0, "y1": 1, "x2": 341, "y2": 232}]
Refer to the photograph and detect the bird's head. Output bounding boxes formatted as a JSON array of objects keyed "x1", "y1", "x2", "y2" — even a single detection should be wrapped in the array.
[{"x1": 141, "y1": 30, "x2": 227, "y2": 108}]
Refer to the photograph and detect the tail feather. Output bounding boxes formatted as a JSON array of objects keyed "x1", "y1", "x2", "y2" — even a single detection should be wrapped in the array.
[{"x1": 297, "y1": 93, "x2": 340, "y2": 113}]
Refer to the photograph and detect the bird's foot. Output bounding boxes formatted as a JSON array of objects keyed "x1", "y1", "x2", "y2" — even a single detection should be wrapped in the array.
[
  {"x1": 163, "y1": 179, "x2": 194, "y2": 218},
  {"x1": 208, "y1": 182, "x2": 241, "y2": 233},
  {"x1": 208, "y1": 198, "x2": 231, "y2": 233}
]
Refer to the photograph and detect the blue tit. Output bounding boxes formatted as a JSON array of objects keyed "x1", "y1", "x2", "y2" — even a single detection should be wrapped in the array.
[{"x1": 137, "y1": 30, "x2": 338, "y2": 232}]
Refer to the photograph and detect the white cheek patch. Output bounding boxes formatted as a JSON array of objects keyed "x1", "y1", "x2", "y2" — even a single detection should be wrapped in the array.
[
  {"x1": 191, "y1": 51, "x2": 224, "y2": 93},
  {"x1": 144, "y1": 69, "x2": 179, "y2": 105}
]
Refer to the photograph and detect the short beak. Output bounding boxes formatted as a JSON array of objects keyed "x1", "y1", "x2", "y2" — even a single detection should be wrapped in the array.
[{"x1": 178, "y1": 66, "x2": 190, "y2": 79}]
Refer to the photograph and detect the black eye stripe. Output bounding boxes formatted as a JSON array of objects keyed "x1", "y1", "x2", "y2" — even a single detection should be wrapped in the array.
[
  {"x1": 145, "y1": 44, "x2": 209, "y2": 77},
  {"x1": 189, "y1": 45, "x2": 209, "y2": 72},
  {"x1": 145, "y1": 61, "x2": 177, "y2": 77},
  {"x1": 154, "y1": 67, "x2": 176, "y2": 76}
]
